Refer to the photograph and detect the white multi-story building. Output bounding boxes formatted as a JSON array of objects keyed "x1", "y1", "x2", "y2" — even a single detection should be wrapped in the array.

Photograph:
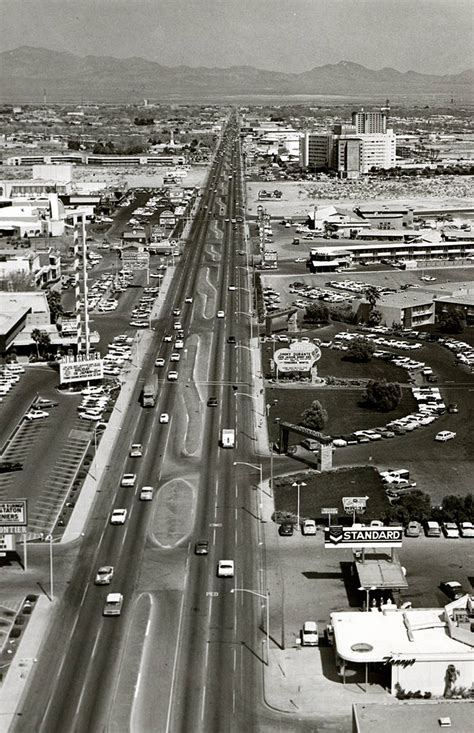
[{"x1": 359, "y1": 131, "x2": 396, "y2": 172}]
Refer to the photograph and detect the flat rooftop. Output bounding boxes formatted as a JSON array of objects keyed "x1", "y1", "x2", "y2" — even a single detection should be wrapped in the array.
[
  {"x1": 353, "y1": 700, "x2": 474, "y2": 733},
  {"x1": 331, "y1": 608, "x2": 473, "y2": 664}
]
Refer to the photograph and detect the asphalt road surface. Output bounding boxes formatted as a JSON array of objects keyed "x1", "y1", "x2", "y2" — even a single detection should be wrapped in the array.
[{"x1": 15, "y1": 115, "x2": 305, "y2": 733}]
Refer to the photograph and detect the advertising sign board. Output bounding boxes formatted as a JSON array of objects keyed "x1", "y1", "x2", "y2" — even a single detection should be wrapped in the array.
[
  {"x1": 342, "y1": 496, "x2": 369, "y2": 513},
  {"x1": 59, "y1": 356, "x2": 104, "y2": 384},
  {"x1": 0, "y1": 499, "x2": 27, "y2": 529},
  {"x1": 324, "y1": 525, "x2": 403, "y2": 549},
  {"x1": 0, "y1": 535, "x2": 15, "y2": 552},
  {"x1": 121, "y1": 251, "x2": 150, "y2": 271},
  {"x1": 274, "y1": 342, "x2": 321, "y2": 373}
]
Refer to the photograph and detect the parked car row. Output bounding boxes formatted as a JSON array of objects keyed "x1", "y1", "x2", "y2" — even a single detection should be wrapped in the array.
[
  {"x1": 0, "y1": 362, "x2": 25, "y2": 399},
  {"x1": 439, "y1": 337, "x2": 474, "y2": 371}
]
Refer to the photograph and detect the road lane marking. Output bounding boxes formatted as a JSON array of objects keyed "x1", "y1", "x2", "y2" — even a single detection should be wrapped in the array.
[
  {"x1": 80, "y1": 583, "x2": 89, "y2": 607},
  {"x1": 134, "y1": 671, "x2": 141, "y2": 700},
  {"x1": 200, "y1": 685, "x2": 207, "y2": 722},
  {"x1": 145, "y1": 618, "x2": 151, "y2": 637},
  {"x1": 165, "y1": 552, "x2": 189, "y2": 733}
]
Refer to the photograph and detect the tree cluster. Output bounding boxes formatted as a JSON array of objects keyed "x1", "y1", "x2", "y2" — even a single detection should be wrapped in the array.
[
  {"x1": 299, "y1": 400, "x2": 328, "y2": 431},
  {"x1": 304, "y1": 302, "x2": 330, "y2": 324},
  {"x1": 439, "y1": 309, "x2": 465, "y2": 334},
  {"x1": 363, "y1": 379, "x2": 402, "y2": 412},
  {"x1": 346, "y1": 337, "x2": 375, "y2": 363}
]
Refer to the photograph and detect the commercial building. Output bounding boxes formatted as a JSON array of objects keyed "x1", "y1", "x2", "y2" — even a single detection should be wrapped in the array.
[
  {"x1": 352, "y1": 701, "x2": 473, "y2": 733},
  {"x1": 0, "y1": 247, "x2": 61, "y2": 288},
  {"x1": 356, "y1": 291, "x2": 435, "y2": 328},
  {"x1": 434, "y1": 293, "x2": 474, "y2": 326},
  {"x1": 352, "y1": 109, "x2": 387, "y2": 134},
  {"x1": 331, "y1": 595, "x2": 474, "y2": 697}
]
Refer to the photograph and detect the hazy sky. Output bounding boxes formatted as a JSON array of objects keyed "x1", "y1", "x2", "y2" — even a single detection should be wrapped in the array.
[{"x1": 1, "y1": 0, "x2": 472, "y2": 74}]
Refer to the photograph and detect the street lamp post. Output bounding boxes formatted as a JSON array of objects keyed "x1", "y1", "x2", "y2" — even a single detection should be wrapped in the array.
[
  {"x1": 266, "y1": 400, "x2": 278, "y2": 495},
  {"x1": 359, "y1": 585, "x2": 377, "y2": 612},
  {"x1": 292, "y1": 481, "x2": 307, "y2": 530},
  {"x1": 46, "y1": 534, "x2": 54, "y2": 600},
  {"x1": 231, "y1": 588, "x2": 270, "y2": 665},
  {"x1": 233, "y1": 461, "x2": 264, "y2": 512}
]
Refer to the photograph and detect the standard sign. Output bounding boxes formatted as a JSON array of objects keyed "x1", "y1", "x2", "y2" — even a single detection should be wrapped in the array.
[
  {"x1": 121, "y1": 251, "x2": 150, "y2": 271},
  {"x1": 0, "y1": 500, "x2": 27, "y2": 529},
  {"x1": 59, "y1": 357, "x2": 104, "y2": 384},
  {"x1": 0, "y1": 535, "x2": 15, "y2": 552},
  {"x1": 325, "y1": 525, "x2": 403, "y2": 549},
  {"x1": 342, "y1": 496, "x2": 369, "y2": 511}
]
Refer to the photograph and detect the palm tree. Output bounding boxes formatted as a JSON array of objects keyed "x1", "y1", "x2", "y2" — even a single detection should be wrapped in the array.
[
  {"x1": 31, "y1": 329, "x2": 51, "y2": 359},
  {"x1": 365, "y1": 286, "x2": 380, "y2": 310},
  {"x1": 31, "y1": 328, "x2": 41, "y2": 359}
]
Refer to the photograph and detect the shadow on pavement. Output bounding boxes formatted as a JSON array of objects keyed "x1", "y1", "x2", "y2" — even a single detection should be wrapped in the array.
[{"x1": 339, "y1": 561, "x2": 361, "y2": 608}]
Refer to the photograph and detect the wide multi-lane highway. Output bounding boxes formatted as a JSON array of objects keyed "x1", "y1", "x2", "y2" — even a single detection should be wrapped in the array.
[{"x1": 15, "y1": 115, "x2": 286, "y2": 732}]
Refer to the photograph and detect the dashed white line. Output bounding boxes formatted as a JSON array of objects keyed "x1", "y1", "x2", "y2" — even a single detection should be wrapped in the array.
[
  {"x1": 145, "y1": 618, "x2": 151, "y2": 637},
  {"x1": 200, "y1": 684, "x2": 207, "y2": 722},
  {"x1": 80, "y1": 583, "x2": 89, "y2": 607},
  {"x1": 134, "y1": 671, "x2": 142, "y2": 700}
]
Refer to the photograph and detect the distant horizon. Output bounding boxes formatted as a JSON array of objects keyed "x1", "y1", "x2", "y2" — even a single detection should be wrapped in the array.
[
  {"x1": 2, "y1": 44, "x2": 473, "y2": 77},
  {"x1": 1, "y1": 0, "x2": 472, "y2": 77}
]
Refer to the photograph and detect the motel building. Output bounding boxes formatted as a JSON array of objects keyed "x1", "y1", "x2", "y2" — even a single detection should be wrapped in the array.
[{"x1": 331, "y1": 594, "x2": 474, "y2": 697}]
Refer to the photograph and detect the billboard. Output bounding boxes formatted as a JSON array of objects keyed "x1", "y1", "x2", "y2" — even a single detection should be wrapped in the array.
[
  {"x1": 59, "y1": 356, "x2": 104, "y2": 384},
  {"x1": 274, "y1": 342, "x2": 321, "y2": 373},
  {"x1": 121, "y1": 250, "x2": 150, "y2": 271},
  {"x1": 342, "y1": 496, "x2": 369, "y2": 513},
  {"x1": 0, "y1": 499, "x2": 27, "y2": 532},
  {"x1": 324, "y1": 525, "x2": 403, "y2": 549}
]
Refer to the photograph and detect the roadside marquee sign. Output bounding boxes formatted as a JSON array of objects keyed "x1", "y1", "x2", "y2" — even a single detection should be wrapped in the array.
[
  {"x1": 59, "y1": 356, "x2": 104, "y2": 384},
  {"x1": 121, "y1": 250, "x2": 150, "y2": 271},
  {"x1": 0, "y1": 499, "x2": 27, "y2": 533},
  {"x1": 274, "y1": 342, "x2": 321, "y2": 373}
]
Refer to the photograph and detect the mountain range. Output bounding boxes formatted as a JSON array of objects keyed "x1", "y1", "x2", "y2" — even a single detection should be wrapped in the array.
[{"x1": 1, "y1": 46, "x2": 472, "y2": 102}]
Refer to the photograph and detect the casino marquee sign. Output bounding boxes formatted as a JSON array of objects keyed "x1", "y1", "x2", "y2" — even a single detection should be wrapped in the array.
[{"x1": 325, "y1": 525, "x2": 403, "y2": 549}]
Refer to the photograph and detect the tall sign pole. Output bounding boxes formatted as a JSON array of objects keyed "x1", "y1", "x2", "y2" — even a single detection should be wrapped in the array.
[
  {"x1": 81, "y1": 214, "x2": 90, "y2": 358},
  {"x1": 73, "y1": 223, "x2": 82, "y2": 354}
]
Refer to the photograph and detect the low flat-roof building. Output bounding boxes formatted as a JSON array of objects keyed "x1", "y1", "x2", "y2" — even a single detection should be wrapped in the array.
[
  {"x1": 356, "y1": 291, "x2": 435, "y2": 328},
  {"x1": 434, "y1": 293, "x2": 474, "y2": 326},
  {"x1": 352, "y1": 700, "x2": 473, "y2": 733},
  {"x1": 331, "y1": 595, "x2": 474, "y2": 697}
]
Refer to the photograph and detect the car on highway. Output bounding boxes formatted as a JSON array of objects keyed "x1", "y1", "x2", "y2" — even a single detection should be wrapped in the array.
[
  {"x1": 173, "y1": 322, "x2": 182, "y2": 330},
  {"x1": 216, "y1": 310, "x2": 225, "y2": 318},
  {"x1": 94, "y1": 566, "x2": 114, "y2": 585},
  {"x1": 217, "y1": 560, "x2": 234, "y2": 578},
  {"x1": 405, "y1": 521, "x2": 421, "y2": 537},
  {"x1": 185, "y1": 296, "x2": 193, "y2": 303},
  {"x1": 121, "y1": 473, "x2": 136, "y2": 487},
  {"x1": 25, "y1": 409, "x2": 49, "y2": 421},
  {"x1": 167, "y1": 371, "x2": 178, "y2": 381},
  {"x1": 207, "y1": 396, "x2": 218, "y2": 407},
  {"x1": 139, "y1": 486, "x2": 154, "y2": 501},
  {"x1": 228, "y1": 285, "x2": 236, "y2": 291},
  {"x1": 172, "y1": 308, "x2": 181, "y2": 317},
  {"x1": 170, "y1": 352, "x2": 180, "y2": 362},
  {"x1": 110, "y1": 509, "x2": 127, "y2": 525},
  {"x1": 443, "y1": 522, "x2": 460, "y2": 539},
  {"x1": 435, "y1": 430, "x2": 456, "y2": 442},
  {"x1": 155, "y1": 357, "x2": 165, "y2": 367},
  {"x1": 103, "y1": 593, "x2": 123, "y2": 616},
  {"x1": 440, "y1": 580, "x2": 467, "y2": 600},
  {"x1": 194, "y1": 540, "x2": 209, "y2": 555},
  {"x1": 301, "y1": 621, "x2": 319, "y2": 646},
  {"x1": 227, "y1": 335, "x2": 237, "y2": 344},
  {"x1": 278, "y1": 524, "x2": 294, "y2": 537},
  {"x1": 164, "y1": 334, "x2": 173, "y2": 342},
  {"x1": 129, "y1": 444, "x2": 143, "y2": 457},
  {"x1": 174, "y1": 339, "x2": 184, "y2": 349},
  {"x1": 159, "y1": 413, "x2": 169, "y2": 424},
  {"x1": 459, "y1": 522, "x2": 474, "y2": 538}
]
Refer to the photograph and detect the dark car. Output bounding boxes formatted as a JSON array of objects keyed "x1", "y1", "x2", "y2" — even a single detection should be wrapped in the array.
[
  {"x1": 207, "y1": 397, "x2": 218, "y2": 407},
  {"x1": 440, "y1": 580, "x2": 467, "y2": 600},
  {"x1": 0, "y1": 461, "x2": 23, "y2": 473},
  {"x1": 227, "y1": 336, "x2": 237, "y2": 344},
  {"x1": 278, "y1": 524, "x2": 294, "y2": 537},
  {"x1": 194, "y1": 540, "x2": 209, "y2": 555}
]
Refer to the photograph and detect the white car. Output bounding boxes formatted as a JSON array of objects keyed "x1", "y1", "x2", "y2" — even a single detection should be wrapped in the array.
[
  {"x1": 302, "y1": 520, "x2": 317, "y2": 536},
  {"x1": 110, "y1": 509, "x2": 127, "y2": 525},
  {"x1": 164, "y1": 334, "x2": 173, "y2": 342},
  {"x1": 103, "y1": 592, "x2": 123, "y2": 616},
  {"x1": 174, "y1": 340, "x2": 184, "y2": 349},
  {"x1": 459, "y1": 521, "x2": 474, "y2": 538},
  {"x1": 435, "y1": 431, "x2": 456, "y2": 442},
  {"x1": 173, "y1": 322, "x2": 182, "y2": 330},
  {"x1": 216, "y1": 310, "x2": 225, "y2": 318},
  {"x1": 301, "y1": 621, "x2": 319, "y2": 646},
  {"x1": 121, "y1": 473, "x2": 136, "y2": 487},
  {"x1": 155, "y1": 358, "x2": 165, "y2": 367},
  {"x1": 167, "y1": 371, "x2": 178, "y2": 381},
  {"x1": 170, "y1": 352, "x2": 180, "y2": 362},
  {"x1": 25, "y1": 410, "x2": 49, "y2": 421},
  {"x1": 159, "y1": 413, "x2": 169, "y2": 424},
  {"x1": 443, "y1": 522, "x2": 460, "y2": 539},
  {"x1": 94, "y1": 566, "x2": 114, "y2": 585},
  {"x1": 185, "y1": 296, "x2": 193, "y2": 303},
  {"x1": 228, "y1": 286, "x2": 236, "y2": 291},
  {"x1": 139, "y1": 486, "x2": 154, "y2": 501},
  {"x1": 129, "y1": 444, "x2": 143, "y2": 457},
  {"x1": 217, "y1": 560, "x2": 234, "y2": 578},
  {"x1": 333, "y1": 438, "x2": 347, "y2": 448}
]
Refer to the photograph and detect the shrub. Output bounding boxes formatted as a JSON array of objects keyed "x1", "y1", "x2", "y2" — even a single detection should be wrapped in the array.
[{"x1": 363, "y1": 379, "x2": 402, "y2": 412}]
